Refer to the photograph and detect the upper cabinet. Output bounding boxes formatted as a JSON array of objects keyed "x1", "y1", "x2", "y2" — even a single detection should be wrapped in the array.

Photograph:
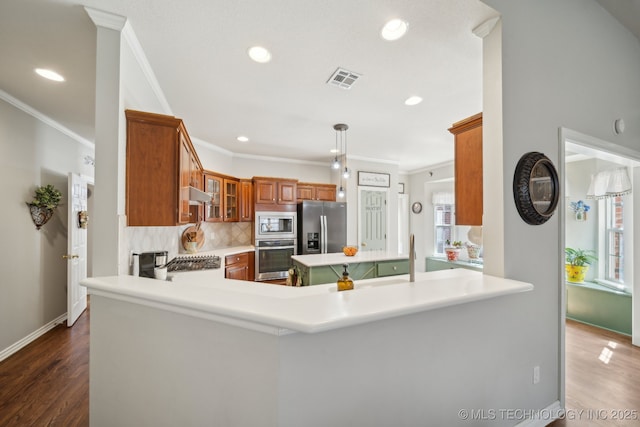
[
  {"x1": 297, "y1": 183, "x2": 337, "y2": 202},
  {"x1": 253, "y1": 177, "x2": 297, "y2": 211},
  {"x1": 203, "y1": 172, "x2": 241, "y2": 222},
  {"x1": 239, "y1": 179, "x2": 254, "y2": 222},
  {"x1": 448, "y1": 112, "x2": 482, "y2": 226},
  {"x1": 126, "y1": 110, "x2": 203, "y2": 226}
]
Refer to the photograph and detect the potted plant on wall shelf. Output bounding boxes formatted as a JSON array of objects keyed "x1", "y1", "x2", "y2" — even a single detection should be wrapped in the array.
[
  {"x1": 26, "y1": 184, "x2": 62, "y2": 230},
  {"x1": 445, "y1": 240, "x2": 463, "y2": 261},
  {"x1": 565, "y1": 247, "x2": 597, "y2": 283}
]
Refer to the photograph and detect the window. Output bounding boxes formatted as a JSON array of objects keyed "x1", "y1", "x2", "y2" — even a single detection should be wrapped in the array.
[
  {"x1": 604, "y1": 196, "x2": 624, "y2": 283},
  {"x1": 434, "y1": 204, "x2": 453, "y2": 255}
]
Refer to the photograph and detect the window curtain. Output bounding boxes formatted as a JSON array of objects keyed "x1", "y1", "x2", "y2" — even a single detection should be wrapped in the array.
[
  {"x1": 586, "y1": 167, "x2": 632, "y2": 200},
  {"x1": 432, "y1": 192, "x2": 454, "y2": 205}
]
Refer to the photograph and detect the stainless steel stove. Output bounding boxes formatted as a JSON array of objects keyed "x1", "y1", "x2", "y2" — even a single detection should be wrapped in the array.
[{"x1": 165, "y1": 254, "x2": 221, "y2": 272}]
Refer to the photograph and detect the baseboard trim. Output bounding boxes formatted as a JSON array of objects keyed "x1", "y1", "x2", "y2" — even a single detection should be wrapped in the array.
[
  {"x1": 514, "y1": 401, "x2": 563, "y2": 427},
  {"x1": 0, "y1": 313, "x2": 67, "y2": 362}
]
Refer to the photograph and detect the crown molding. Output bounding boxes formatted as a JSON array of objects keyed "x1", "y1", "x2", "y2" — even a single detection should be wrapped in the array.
[
  {"x1": 121, "y1": 21, "x2": 173, "y2": 115},
  {"x1": 0, "y1": 89, "x2": 94, "y2": 149},
  {"x1": 84, "y1": 6, "x2": 127, "y2": 31},
  {"x1": 472, "y1": 16, "x2": 500, "y2": 39}
]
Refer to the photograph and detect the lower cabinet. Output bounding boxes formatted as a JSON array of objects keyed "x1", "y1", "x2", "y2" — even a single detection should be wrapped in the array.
[
  {"x1": 376, "y1": 260, "x2": 410, "y2": 277},
  {"x1": 225, "y1": 251, "x2": 255, "y2": 281},
  {"x1": 292, "y1": 259, "x2": 409, "y2": 286}
]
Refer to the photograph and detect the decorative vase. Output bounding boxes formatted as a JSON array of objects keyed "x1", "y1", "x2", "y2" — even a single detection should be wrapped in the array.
[
  {"x1": 565, "y1": 264, "x2": 588, "y2": 283},
  {"x1": 445, "y1": 248, "x2": 461, "y2": 261},
  {"x1": 26, "y1": 203, "x2": 54, "y2": 230},
  {"x1": 466, "y1": 244, "x2": 481, "y2": 259}
]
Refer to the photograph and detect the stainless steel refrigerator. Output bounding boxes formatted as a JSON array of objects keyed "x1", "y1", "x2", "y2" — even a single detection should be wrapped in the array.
[{"x1": 297, "y1": 201, "x2": 347, "y2": 254}]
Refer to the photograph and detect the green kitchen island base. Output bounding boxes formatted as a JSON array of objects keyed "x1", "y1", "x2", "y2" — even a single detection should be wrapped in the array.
[{"x1": 292, "y1": 251, "x2": 410, "y2": 286}]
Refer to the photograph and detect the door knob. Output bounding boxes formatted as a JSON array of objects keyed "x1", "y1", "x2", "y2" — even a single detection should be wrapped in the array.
[{"x1": 62, "y1": 254, "x2": 79, "y2": 259}]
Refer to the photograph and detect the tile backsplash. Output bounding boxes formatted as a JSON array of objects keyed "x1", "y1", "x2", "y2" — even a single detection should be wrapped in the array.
[{"x1": 122, "y1": 222, "x2": 252, "y2": 273}]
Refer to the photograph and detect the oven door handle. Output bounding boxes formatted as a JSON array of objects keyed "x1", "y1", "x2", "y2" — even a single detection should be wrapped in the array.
[{"x1": 257, "y1": 246, "x2": 295, "y2": 251}]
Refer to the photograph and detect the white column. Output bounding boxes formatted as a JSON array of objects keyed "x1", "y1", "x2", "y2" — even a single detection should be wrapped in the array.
[
  {"x1": 85, "y1": 8, "x2": 127, "y2": 276},
  {"x1": 475, "y1": 17, "x2": 505, "y2": 277}
]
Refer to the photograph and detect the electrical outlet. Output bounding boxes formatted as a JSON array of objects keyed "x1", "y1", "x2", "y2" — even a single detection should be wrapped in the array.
[{"x1": 533, "y1": 366, "x2": 540, "y2": 384}]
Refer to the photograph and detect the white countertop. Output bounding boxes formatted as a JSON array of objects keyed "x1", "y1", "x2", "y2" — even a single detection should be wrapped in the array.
[
  {"x1": 292, "y1": 250, "x2": 408, "y2": 267},
  {"x1": 82, "y1": 265, "x2": 533, "y2": 335}
]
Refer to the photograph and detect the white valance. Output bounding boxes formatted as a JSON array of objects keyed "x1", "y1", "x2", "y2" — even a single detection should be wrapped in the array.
[
  {"x1": 586, "y1": 167, "x2": 632, "y2": 200},
  {"x1": 432, "y1": 192, "x2": 454, "y2": 205}
]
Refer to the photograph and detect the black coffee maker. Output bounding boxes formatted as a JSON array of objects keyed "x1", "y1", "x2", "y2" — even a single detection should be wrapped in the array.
[{"x1": 137, "y1": 251, "x2": 168, "y2": 278}]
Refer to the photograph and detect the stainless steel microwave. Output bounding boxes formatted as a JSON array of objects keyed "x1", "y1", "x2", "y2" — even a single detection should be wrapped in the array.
[{"x1": 255, "y1": 211, "x2": 296, "y2": 239}]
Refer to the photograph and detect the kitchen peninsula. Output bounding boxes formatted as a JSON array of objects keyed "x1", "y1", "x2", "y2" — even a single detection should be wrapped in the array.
[{"x1": 82, "y1": 269, "x2": 532, "y2": 427}]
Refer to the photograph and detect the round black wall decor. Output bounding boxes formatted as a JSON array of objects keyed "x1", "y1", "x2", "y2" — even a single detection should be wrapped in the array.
[{"x1": 513, "y1": 152, "x2": 559, "y2": 225}]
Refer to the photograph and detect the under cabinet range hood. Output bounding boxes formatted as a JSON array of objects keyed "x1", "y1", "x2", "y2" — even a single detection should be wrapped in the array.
[{"x1": 187, "y1": 186, "x2": 212, "y2": 205}]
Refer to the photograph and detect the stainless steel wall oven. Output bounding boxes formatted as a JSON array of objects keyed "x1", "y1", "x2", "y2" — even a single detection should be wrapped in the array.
[{"x1": 254, "y1": 238, "x2": 296, "y2": 281}]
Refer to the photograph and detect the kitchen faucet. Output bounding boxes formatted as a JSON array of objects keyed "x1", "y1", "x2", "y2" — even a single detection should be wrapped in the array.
[{"x1": 409, "y1": 233, "x2": 415, "y2": 282}]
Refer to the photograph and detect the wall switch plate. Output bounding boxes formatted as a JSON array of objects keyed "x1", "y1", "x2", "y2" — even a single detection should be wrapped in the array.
[{"x1": 533, "y1": 366, "x2": 540, "y2": 384}]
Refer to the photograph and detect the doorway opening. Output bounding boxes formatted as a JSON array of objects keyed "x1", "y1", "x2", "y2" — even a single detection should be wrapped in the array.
[{"x1": 559, "y1": 127, "x2": 640, "y2": 409}]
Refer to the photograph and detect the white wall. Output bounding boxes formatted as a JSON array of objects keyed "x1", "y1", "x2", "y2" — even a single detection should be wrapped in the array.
[
  {"x1": 408, "y1": 163, "x2": 455, "y2": 271},
  {"x1": 0, "y1": 99, "x2": 94, "y2": 355},
  {"x1": 484, "y1": 0, "x2": 640, "y2": 411}
]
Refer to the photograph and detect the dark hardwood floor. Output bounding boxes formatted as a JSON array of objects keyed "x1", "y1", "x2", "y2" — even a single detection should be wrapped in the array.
[
  {"x1": 0, "y1": 306, "x2": 89, "y2": 427},
  {"x1": 0, "y1": 306, "x2": 638, "y2": 427}
]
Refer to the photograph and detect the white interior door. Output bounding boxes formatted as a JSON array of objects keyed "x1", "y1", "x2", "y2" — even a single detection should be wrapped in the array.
[
  {"x1": 66, "y1": 173, "x2": 89, "y2": 327},
  {"x1": 359, "y1": 188, "x2": 387, "y2": 250}
]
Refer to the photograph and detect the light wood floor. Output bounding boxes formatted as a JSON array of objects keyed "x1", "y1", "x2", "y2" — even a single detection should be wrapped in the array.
[
  {"x1": 549, "y1": 320, "x2": 640, "y2": 427},
  {"x1": 0, "y1": 308, "x2": 638, "y2": 426}
]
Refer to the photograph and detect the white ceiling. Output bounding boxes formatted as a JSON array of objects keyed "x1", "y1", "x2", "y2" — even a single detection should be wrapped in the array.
[{"x1": 1, "y1": 1, "x2": 639, "y2": 172}]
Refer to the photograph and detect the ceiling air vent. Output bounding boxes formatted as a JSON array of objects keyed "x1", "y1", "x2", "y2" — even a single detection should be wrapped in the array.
[{"x1": 327, "y1": 67, "x2": 362, "y2": 90}]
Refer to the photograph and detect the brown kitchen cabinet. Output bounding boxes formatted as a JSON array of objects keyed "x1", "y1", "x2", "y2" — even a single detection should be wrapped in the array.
[
  {"x1": 203, "y1": 173, "x2": 223, "y2": 222},
  {"x1": 239, "y1": 179, "x2": 254, "y2": 222},
  {"x1": 126, "y1": 109, "x2": 203, "y2": 226},
  {"x1": 224, "y1": 178, "x2": 239, "y2": 222},
  {"x1": 203, "y1": 172, "x2": 239, "y2": 222},
  {"x1": 253, "y1": 177, "x2": 298, "y2": 211},
  {"x1": 296, "y1": 183, "x2": 337, "y2": 201},
  {"x1": 448, "y1": 112, "x2": 483, "y2": 226},
  {"x1": 225, "y1": 251, "x2": 255, "y2": 281}
]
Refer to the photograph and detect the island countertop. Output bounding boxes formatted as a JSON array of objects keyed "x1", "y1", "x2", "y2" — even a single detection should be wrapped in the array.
[
  {"x1": 81, "y1": 268, "x2": 533, "y2": 335},
  {"x1": 291, "y1": 249, "x2": 408, "y2": 267}
]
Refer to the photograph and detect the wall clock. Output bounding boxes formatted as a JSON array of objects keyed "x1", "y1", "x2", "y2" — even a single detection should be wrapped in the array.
[
  {"x1": 513, "y1": 151, "x2": 559, "y2": 225},
  {"x1": 411, "y1": 202, "x2": 423, "y2": 214}
]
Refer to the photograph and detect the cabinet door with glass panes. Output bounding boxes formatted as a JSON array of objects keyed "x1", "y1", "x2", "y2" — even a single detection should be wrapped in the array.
[
  {"x1": 224, "y1": 179, "x2": 239, "y2": 222},
  {"x1": 434, "y1": 204, "x2": 454, "y2": 255},
  {"x1": 204, "y1": 173, "x2": 223, "y2": 222}
]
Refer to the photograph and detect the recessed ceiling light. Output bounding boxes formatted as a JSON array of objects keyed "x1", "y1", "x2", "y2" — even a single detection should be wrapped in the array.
[
  {"x1": 404, "y1": 96, "x2": 423, "y2": 106},
  {"x1": 381, "y1": 19, "x2": 408, "y2": 41},
  {"x1": 35, "y1": 68, "x2": 65, "y2": 82},
  {"x1": 237, "y1": 136, "x2": 249, "y2": 142},
  {"x1": 247, "y1": 46, "x2": 272, "y2": 63}
]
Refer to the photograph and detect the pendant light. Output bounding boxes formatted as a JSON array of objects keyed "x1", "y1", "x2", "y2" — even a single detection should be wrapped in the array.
[
  {"x1": 332, "y1": 123, "x2": 349, "y2": 198},
  {"x1": 331, "y1": 128, "x2": 340, "y2": 169},
  {"x1": 332, "y1": 123, "x2": 349, "y2": 178},
  {"x1": 342, "y1": 125, "x2": 350, "y2": 179}
]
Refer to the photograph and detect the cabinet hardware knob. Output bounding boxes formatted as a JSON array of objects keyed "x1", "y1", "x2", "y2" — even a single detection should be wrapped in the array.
[{"x1": 393, "y1": 266, "x2": 397, "y2": 270}]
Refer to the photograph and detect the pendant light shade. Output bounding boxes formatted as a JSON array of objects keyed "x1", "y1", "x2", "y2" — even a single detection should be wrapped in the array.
[{"x1": 586, "y1": 167, "x2": 632, "y2": 199}]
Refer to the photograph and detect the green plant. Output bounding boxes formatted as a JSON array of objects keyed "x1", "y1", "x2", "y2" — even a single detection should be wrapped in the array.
[
  {"x1": 446, "y1": 240, "x2": 463, "y2": 248},
  {"x1": 565, "y1": 247, "x2": 597, "y2": 267},
  {"x1": 30, "y1": 184, "x2": 62, "y2": 209}
]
